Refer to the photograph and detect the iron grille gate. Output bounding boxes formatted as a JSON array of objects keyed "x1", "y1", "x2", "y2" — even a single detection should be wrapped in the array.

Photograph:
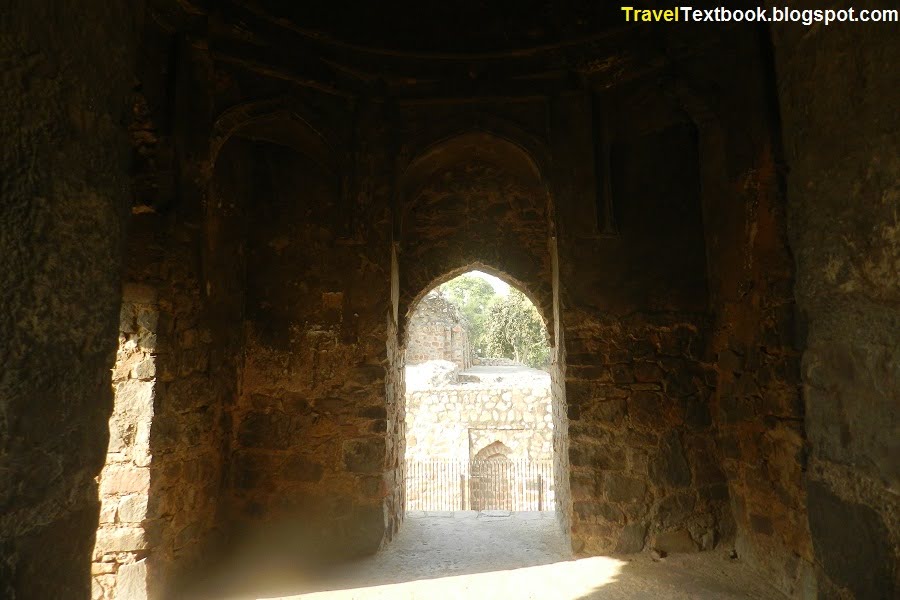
[{"x1": 405, "y1": 459, "x2": 554, "y2": 511}]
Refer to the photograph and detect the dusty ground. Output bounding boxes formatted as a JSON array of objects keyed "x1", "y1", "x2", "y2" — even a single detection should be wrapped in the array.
[
  {"x1": 405, "y1": 361, "x2": 550, "y2": 391},
  {"x1": 185, "y1": 511, "x2": 787, "y2": 600},
  {"x1": 460, "y1": 365, "x2": 550, "y2": 384}
]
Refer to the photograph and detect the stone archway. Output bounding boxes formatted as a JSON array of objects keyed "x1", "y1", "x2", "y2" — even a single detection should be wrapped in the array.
[{"x1": 389, "y1": 128, "x2": 570, "y2": 541}]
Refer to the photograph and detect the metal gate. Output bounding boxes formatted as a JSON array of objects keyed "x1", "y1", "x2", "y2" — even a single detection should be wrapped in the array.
[{"x1": 405, "y1": 458, "x2": 554, "y2": 511}]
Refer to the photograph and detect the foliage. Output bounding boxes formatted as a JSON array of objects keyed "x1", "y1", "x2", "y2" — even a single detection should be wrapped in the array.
[
  {"x1": 439, "y1": 273, "x2": 549, "y2": 368},
  {"x1": 482, "y1": 289, "x2": 549, "y2": 368},
  {"x1": 438, "y1": 274, "x2": 496, "y2": 355}
]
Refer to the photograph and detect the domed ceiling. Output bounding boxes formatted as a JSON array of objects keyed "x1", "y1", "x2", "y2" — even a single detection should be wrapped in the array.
[{"x1": 233, "y1": 0, "x2": 636, "y2": 55}]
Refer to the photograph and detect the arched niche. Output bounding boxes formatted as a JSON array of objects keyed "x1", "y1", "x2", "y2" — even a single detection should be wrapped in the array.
[
  {"x1": 399, "y1": 130, "x2": 544, "y2": 204},
  {"x1": 206, "y1": 103, "x2": 353, "y2": 543},
  {"x1": 208, "y1": 106, "x2": 344, "y2": 349},
  {"x1": 396, "y1": 131, "x2": 557, "y2": 345},
  {"x1": 210, "y1": 99, "x2": 340, "y2": 178}
]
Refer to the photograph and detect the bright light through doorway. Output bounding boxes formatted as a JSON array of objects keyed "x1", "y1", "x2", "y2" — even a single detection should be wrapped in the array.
[{"x1": 468, "y1": 270, "x2": 510, "y2": 296}]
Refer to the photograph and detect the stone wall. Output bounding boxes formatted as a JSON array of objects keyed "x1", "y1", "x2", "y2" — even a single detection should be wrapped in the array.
[
  {"x1": 406, "y1": 294, "x2": 472, "y2": 370},
  {"x1": 102, "y1": 206, "x2": 240, "y2": 599},
  {"x1": 770, "y1": 9, "x2": 900, "y2": 597},
  {"x1": 7, "y1": 7, "x2": 898, "y2": 598},
  {"x1": 405, "y1": 382, "x2": 552, "y2": 461},
  {"x1": 92, "y1": 292, "x2": 156, "y2": 600},
  {"x1": 682, "y1": 29, "x2": 814, "y2": 596},
  {"x1": 384, "y1": 279, "x2": 406, "y2": 543},
  {"x1": 220, "y1": 119, "x2": 395, "y2": 560},
  {"x1": 0, "y1": 2, "x2": 141, "y2": 598},
  {"x1": 397, "y1": 130, "x2": 555, "y2": 338},
  {"x1": 563, "y1": 315, "x2": 729, "y2": 556},
  {"x1": 549, "y1": 73, "x2": 735, "y2": 557}
]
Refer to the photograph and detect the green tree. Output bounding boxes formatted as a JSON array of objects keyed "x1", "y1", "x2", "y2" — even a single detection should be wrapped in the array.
[
  {"x1": 438, "y1": 274, "x2": 496, "y2": 355},
  {"x1": 483, "y1": 289, "x2": 549, "y2": 368}
]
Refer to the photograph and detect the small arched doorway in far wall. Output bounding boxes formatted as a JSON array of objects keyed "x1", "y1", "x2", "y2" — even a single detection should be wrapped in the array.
[{"x1": 470, "y1": 441, "x2": 514, "y2": 511}]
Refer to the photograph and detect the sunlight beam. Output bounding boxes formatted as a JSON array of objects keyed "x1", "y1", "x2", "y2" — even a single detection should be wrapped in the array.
[{"x1": 267, "y1": 556, "x2": 625, "y2": 600}]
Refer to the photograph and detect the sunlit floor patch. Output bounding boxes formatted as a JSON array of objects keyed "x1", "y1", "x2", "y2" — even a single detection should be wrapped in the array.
[
  {"x1": 189, "y1": 512, "x2": 787, "y2": 600},
  {"x1": 287, "y1": 556, "x2": 624, "y2": 600}
]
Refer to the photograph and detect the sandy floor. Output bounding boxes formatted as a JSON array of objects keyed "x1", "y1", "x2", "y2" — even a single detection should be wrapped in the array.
[
  {"x1": 460, "y1": 365, "x2": 550, "y2": 383},
  {"x1": 185, "y1": 511, "x2": 787, "y2": 600}
]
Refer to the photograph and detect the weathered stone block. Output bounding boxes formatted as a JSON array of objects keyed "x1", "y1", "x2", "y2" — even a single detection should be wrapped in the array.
[
  {"x1": 569, "y1": 471, "x2": 598, "y2": 499},
  {"x1": 135, "y1": 308, "x2": 158, "y2": 333},
  {"x1": 117, "y1": 494, "x2": 148, "y2": 523},
  {"x1": 99, "y1": 466, "x2": 150, "y2": 496},
  {"x1": 611, "y1": 364, "x2": 635, "y2": 384},
  {"x1": 692, "y1": 449, "x2": 726, "y2": 486},
  {"x1": 315, "y1": 397, "x2": 346, "y2": 414},
  {"x1": 654, "y1": 493, "x2": 696, "y2": 529},
  {"x1": 719, "y1": 393, "x2": 757, "y2": 423},
  {"x1": 106, "y1": 421, "x2": 129, "y2": 454},
  {"x1": 749, "y1": 513, "x2": 774, "y2": 535},
  {"x1": 629, "y1": 391, "x2": 665, "y2": 428},
  {"x1": 634, "y1": 361, "x2": 664, "y2": 382},
  {"x1": 565, "y1": 380, "x2": 594, "y2": 407},
  {"x1": 95, "y1": 527, "x2": 147, "y2": 552},
  {"x1": 358, "y1": 405, "x2": 387, "y2": 419},
  {"x1": 664, "y1": 370, "x2": 698, "y2": 397},
  {"x1": 566, "y1": 364, "x2": 612, "y2": 381},
  {"x1": 343, "y1": 504, "x2": 388, "y2": 555},
  {"x1": 114, "y1": 379, "x2": 154, "y2": 416},
  {"x1": 117, "y1": 558, "x2": 148, "y2": 600},
  {"x1": 807, "y1": 480, "x2": 894, "y2": 599},
  {"x1": 232, "y1": 451, "x2": 276, "y2": 490},
  {"x1": 682, "y1": 394, "x2": 712, "y2": 429},
  {"x1": 131, "y1": 356, "x2": 156, "y2": 380},
  {"x1": 652, "y1": 529, "x2": 698, "y2": 553},
  {"x1": 593, "y1": 398, "x2": 626, "y2": 424},
  {"x1": 91, "y1": 562, "x2": 116, "y2": 575},
  {"x1": 238, "y1": 411, "x2": 291, "y2": 449},
  {"x1": 178, "y1": 349, "x2": 209, "y2": 376},
  {"x1": 123, "y1": 283, "x2": 158, "y2": 304},
  {"x1": 596, "y1": 501, "x2": 626, "y2": 524},
  {"x1": 357, "y1": 475, "x2": 383, "y2": 497},
  {"x1": 627, "y1": 447, "x2": 649, "y2": 475},
  {"x1": 92, "y1": 577, "x2": 109, "y2": 600},
  {"x1": 649, "y1": 432, "x2": 691, "y2": 488},
  {"x1": 630, "y1": 340, "x2": 656, "y2": 360},
  {"x1": 343, "y1": 437, "x2": 386, "y2": 474},
  {"x1": 99, "y1": 501, "x2": 117, "y2": 524},
  {"x1": 282, "y1": 455, "x2": 324, "y2": 482},
  {"x1": 604, "y1": 473, "x2": 647, "y2": 503},
  {"x1": 615, "y1": 523, "x2": 647, "y2": 553},
  {"x1": 717, "y1": 349, "x2": 743, "y2": 374},
  {"x1": 344, "y1": 365, "x2": 385, "y2": 389},
  {"x1": 136, "y1": 329, "x2": 158, "y2": 352}
]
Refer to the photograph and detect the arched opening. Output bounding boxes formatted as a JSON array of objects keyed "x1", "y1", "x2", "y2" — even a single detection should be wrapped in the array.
[
  {"x1": 403, "y1": 270, "x2": 557, "y2": 516},
  {"x1": 389, "y1": 129, "x2": 570, "y2": 544}
]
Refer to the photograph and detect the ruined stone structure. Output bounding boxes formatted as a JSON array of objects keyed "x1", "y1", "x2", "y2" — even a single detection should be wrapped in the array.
[
  {"x1": 2, "y1": 2, "x2": 898, "y2": 599},
  {"x1": 405, "y1": 294, "x2": 472, "y2": 370},
  {"x1": 404, "y1": 370, "x2": 554, "y2": 513},
  {"x1": 405, "y1": 377, "x2": 553, "y2": 462}
]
